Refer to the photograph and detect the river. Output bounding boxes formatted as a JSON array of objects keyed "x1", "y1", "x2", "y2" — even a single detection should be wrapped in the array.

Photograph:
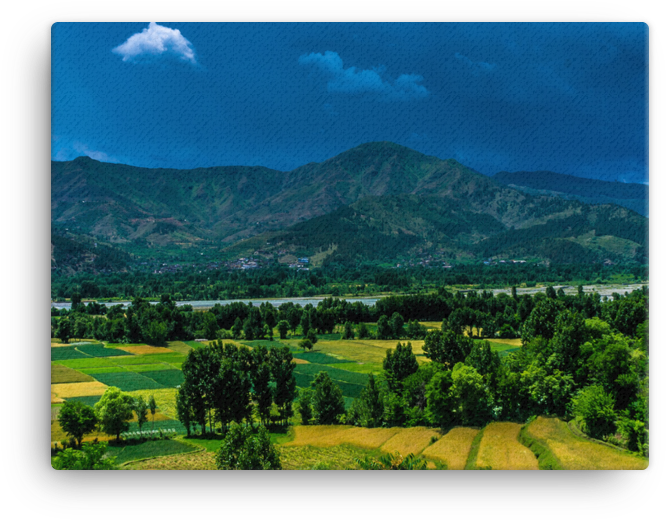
[{"x1": 50, "y1": 283, "x2": 646, "y2": 310}]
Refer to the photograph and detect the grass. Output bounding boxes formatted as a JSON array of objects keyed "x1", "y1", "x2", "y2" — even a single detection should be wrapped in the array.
[
  {"x1": 106, "y1": 439, "x2": 197, "y2": 465},
  {"x1": 184, "y1": 341, "x2": 207, "y2": 349},
  {"x1": 379, "y1": 427, "x2": 441, "y2": 456},
  {"x1": 464, "y1": 428, "x2": 486, "y2": 470},
  {"x1": 109, "y1": 353, "x2": 186, "y2": 365},
  {"x1": 524, "y1": 417, "x2": 648, "y2": 470},
  {"x1": 125, "y1": 450, "x2": 215, "y2": 470},
  {"x1": 51, "y1": 364, "x2": 95, "y2": 384},
  {"x1": 182, "y1": 436, "x2": 225, "y2": 453},
  {"x1": 92, "y1": 371, "x2": 165, "y2": 392},
  {"x1": 474, "y1": 422, "x2": 538, "y2": 470},
  {"x1": 51, "y1": 381, "x2": 108, "y2": 401},
  {"x1": 421, "y1": 427, "x2": 479, "y2": 470}
]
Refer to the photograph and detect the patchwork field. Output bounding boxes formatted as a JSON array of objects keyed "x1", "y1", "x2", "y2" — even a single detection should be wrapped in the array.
[
  {"x1": 524, "y1": 417, "x2": 648, "y2": 470},
  {"x1": 51, "y1": 381, "x2": 108, "y2": 401},
  {"x1": 116, "y1": 345, "x2": 174, "y2": 355}
]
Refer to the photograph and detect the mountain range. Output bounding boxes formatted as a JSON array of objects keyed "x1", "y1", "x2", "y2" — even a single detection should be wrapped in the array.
[{"x1": 51, "y1": 142, "x2": 648, "y2": 270}]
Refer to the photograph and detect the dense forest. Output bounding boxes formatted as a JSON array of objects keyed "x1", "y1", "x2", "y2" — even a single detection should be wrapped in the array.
[{"x1": 51, "y1": 263, "x2": 647, "y2": 302}]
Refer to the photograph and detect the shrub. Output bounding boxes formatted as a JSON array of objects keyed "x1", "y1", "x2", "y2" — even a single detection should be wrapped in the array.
[{"x1": 572, "y1": 385, "x2": 617, "y2": 440}]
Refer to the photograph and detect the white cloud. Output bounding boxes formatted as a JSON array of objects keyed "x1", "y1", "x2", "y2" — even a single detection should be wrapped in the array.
[
  {"x1": 299, "y1": 51, "x2": 429, "y2": 101},
  {"x1": 112, "y1": 22, "x2": 196, "y2": 64},
  {"x1": 454, "y1": 52, "x2": 496, "y2": 74}
]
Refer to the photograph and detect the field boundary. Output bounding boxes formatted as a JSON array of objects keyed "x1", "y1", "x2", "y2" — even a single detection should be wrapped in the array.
[
  {"x1": 518, "y1": 422, "x2": 563, "y2": 470},
  {"x1": 464, "y1": 427, "x2": 488, "y2": 470},
  {"x1": 118, "y1": 445, "x2": 205, "y2": 468},
  {"x1": 567, "y1": 419, "x2": 642, "y2": 456}
]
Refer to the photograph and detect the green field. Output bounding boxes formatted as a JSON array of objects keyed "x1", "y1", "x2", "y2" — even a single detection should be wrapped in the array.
[
  {"x1": 107, "y1": 439, "x2": 197, "y2": 465},
  {"x1": 92, "y1": 371, "x2": 165, "y2": 391}
]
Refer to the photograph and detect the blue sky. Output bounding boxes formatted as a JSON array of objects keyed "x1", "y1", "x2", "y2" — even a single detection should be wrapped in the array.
[{"x1": 52, "y1": 23, "x2": 647, "y2": 183}]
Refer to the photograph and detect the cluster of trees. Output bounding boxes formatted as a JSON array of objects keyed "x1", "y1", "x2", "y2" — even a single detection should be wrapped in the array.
[
  {"x1": 57, "y1": 388, "x2": 159, "y2": 447},
  {"x1": 52, "y1": 262, "x2": 646, "y2": 301},
  {"x1": 175, "y1": 341, "x2": 297, "y2": 435},
  {"x1": 339, "y1": 290, "x2": 648, "y2": 455},
  {"x1": 53, "y1": 282, "x2": 648, "y2": 350}
]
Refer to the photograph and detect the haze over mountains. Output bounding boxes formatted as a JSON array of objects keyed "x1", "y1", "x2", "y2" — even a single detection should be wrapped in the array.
[{"x1": 52, "y1": 142, "x2": 648, "y2": 270}]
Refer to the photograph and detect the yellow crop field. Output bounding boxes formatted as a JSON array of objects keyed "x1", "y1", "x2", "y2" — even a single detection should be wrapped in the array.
[
  {"x1": 312, "y1": 339, "x2": 428, "y2": 365},
  {"x1": 51, "y1": 421, "x2": 113, "y2": 445},
  {"x1": 128, "y1": 388, "x2": 179, "y2": 418},
  {"x1": 380, "y1": 426, "x2": 441, "y2": 456},
  {"x1": 51, "y1": 364, "x2": 95, "y2": 384},
  {"x1": 116, "y1": 345, "x2": 174, "y2": 355},
  {"x1": 165, "y1": 341, "x2": 193, "y2": 355},
  {"x1": 125, "y1": 450, "x2": 215, "y2": 470},
  {"x1": 51, "y1": 381, "x2": 108, "y2": 400},
  {"x1": 284, "y1": 425, "x2": 352, "y2": 446},
  {"x1": 526, "y1": 417, "x2": 648, "y2": 470},
  {"x1": 129, "y1": 411, "x2": 171, "y2": 422},
  {"x1": 422, "y1": 427, "x2": 479, "y2": 470},
  {"x1": 475, "y1": 422, "x2": 538, "y2": 470},
  {"x1": 292, "y1": 358, "x2": 309, "y2": 364}
]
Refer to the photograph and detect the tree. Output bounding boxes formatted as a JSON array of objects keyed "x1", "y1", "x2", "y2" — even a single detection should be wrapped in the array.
[
  {"x1": 202, "y1": 312, "x2": 219, "y2": 340},
  {"x1": 406, "y1": 320, "x2": 426, "y2": 339},
  {"x1": 376, "y1": 315, "x2": 392, "y2": 339},
  {"x1": 383, "y1": 342, "x2": 419, "y2": 392},
  {"x1": 423, "y1": 329, "x2": 473, "y2": 367},
  {"x1": 297, "y1": 387, "x2": 314, "y2": 425},
  {"x1": 176, "y1": 388, "x2": 194, "y2": 436},
  {"x1": 465, "y1": 341, "x2": 501, "y2": 378},
  {"x1": 133, "y1": 396, "x2": 149, "y2": 438},
  {"x1": 451, "y1": 363, "x2": 493, "y2": 426},
  {"x1": 342, "y1": 321, "x2": 355, "y2": 340},
  {"x1": 425, "y1": 370, "x2": 455, "y2": 428},
  {"x1": 142, "y1": 320, "x2": 168, "y2": 345},
  {"x1": 299, "y1": 338, "x2": 313, "y2": 351},
  {"x1": 306, "y1": 328, "x2": 318, "y2": 345},
  {"x1": 389, "y1": 312, "x2": 405, "y2": 339},
  {"x1": 94, "y1": 387, "x2": 135, "y2": 441},
  {"x1": 52, "y1": 442, "x2": 116, "y2": 470},
  {"x1": 355, "y1": 374, "x2": 384, "y2": 427},
  {"x1": 252, "y1": 362, "x2": 273, "y2": 426},
  {"x1": 572, "y1": 385, "x2": 617, "y2": 440},
  {"x1": 269, "y1": 346, "x2": 297, "y2": 426},
  {"x1": 277, "y1": 320, "x2": 290, "y2": 339},
  {"x1": 520, "y1": 299, "x2": 563, "y2": 343},
  {"x1": 311, "y1": 372, "x2": 346, "y2": 425},
  {"x1": 358, "y1": 322, "x2": 370, "y2": 339},
  {"x1": 215, "y1": 423, "x2": 282, "y2": 470},
  {"x1": 300, "y1": 311, "x2": 311, "y2": 337},
  {"x1": 58, "y1": 401, "x2": 97, "y2": 448},
  {"x1": 57, "y1": 317, "x2": 71, "y2": 344},
  {"x1": 231, "y1": 317, "x2": 243, "y2": 339},
  {"x1": 148, "y1": 395, "x2": 157, "y2": 430}
]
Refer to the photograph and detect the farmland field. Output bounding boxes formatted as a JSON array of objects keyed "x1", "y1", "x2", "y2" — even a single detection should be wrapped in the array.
[
  {"x1": 51, "y1": 364, "x2": 95, "y2": 384},
  {"x1": 473, "y1": 422, "x2": 538, "y2": 470},
  {"x1": 524, "y1": 417, "x2": 648, "y2": 470},
  {"x1": 91, "y1": 371, "x2": 165, "y2": 391},
  {"x1": 421, "y1": 427, "x2": 479, "y2": 469}
]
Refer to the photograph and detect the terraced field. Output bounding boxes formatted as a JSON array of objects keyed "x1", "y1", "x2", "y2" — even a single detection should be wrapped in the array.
[{"x1": 523, "y1": 417, "x2": 648, "y2": 470}]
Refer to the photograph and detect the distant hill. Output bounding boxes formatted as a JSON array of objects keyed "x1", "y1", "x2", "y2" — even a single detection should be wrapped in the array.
[
  {"x1": 492, "y1": 171, "x2": 648, "y2": 217},
  {"x1": 52, "y1": 142, "x2": 649, "y2": 268}
]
